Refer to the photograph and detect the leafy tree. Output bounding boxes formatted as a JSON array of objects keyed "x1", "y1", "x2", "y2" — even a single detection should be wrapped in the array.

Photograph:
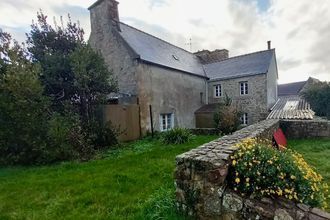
[
  {"x1": 27, "y1": 11, "x2": 118, "y2": 151},
  {"x1": 302, "y1": 82, "x2": 330, "y2": 119},
  {"x1": 70, "y1": 44, "x2": 117, "y2": 126},
  {"x1": 26, "y1": 11, "x2": 84, "y2": 110},
  {"x1": 0, "y1": 31, "x2": 51, "y2": 165}
]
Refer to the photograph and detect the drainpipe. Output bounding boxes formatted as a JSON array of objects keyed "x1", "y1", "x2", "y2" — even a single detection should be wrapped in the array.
[
  {"x1": 201, "y1": 65, "x2": 209, "y2": 105},
  {"x1": 205, "y1": 79, "x2": 209, "y2": 104}
]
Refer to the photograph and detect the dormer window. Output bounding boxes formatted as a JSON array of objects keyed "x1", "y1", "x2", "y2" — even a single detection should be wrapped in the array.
[{"x1": 172, "y1": 55, "x2": 179, "y2": 61}]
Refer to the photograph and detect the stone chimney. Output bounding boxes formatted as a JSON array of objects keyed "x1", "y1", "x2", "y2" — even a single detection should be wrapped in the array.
[
  {"x1": 88, "y1": 0, "x2": 121, "y2": 32},
  {"x1": 194, "y1": 49, "x2": 229, "y2": 64}
]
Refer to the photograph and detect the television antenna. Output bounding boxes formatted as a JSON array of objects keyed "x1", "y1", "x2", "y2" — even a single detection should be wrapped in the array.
[{"x1": 185, "y1": 38, "x2": 193, "y2": 52}]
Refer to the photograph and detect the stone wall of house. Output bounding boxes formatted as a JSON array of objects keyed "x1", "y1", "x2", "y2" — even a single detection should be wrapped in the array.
[
  {"x1": 208, "y1": 74, "x2": 269, "y2": 125},
  {"x1": 266, "y1": 53, "x2": 278, "y2": 109},
  {"x1": 137, "y1": 64, "x2": 207, "y2": 133},
  {"x1": 174, "y1": 119, "x2": 330, "y2": 219},
  {"x1": 89, "y1": 0, "x2": 139, "y2": 101},
  {"x1": 175, "y1": 119, "x2": 279, "y2": 218},
  {"x1": 280, "y1": 119, "x2": 330, "y2": 139}
]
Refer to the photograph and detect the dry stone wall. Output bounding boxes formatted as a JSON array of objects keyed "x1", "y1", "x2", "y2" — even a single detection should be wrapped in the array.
[
  {"x1": 174, "y1": 119, "x2": 330, "y2": 219},
  {"x1": 175, "y1": 119, "x2": 279, "y2": 218},
  {"x1": 281, "y1": 119, "x2": 330, "y2": 139}
]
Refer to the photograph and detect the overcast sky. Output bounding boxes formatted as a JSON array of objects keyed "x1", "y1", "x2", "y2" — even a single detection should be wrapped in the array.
[{"x1": 0, "y1": 0, "x2": 329, "y2": 84}]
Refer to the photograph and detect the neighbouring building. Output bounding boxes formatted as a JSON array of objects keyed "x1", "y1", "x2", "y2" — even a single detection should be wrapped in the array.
[
  {"x1": 267, "y1": 77, "x2": 319, "y2": 120},
  {"x1": 88, "y1": 0, "x2": 279, "y2": 134}
]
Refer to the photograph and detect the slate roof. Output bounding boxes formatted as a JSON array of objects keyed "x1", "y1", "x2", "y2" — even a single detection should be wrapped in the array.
[
  {"x1": 195, "y1": 104, "x2": 218, "y2": 113},
  {"x1": 204, "y1": 49, "x2": 275, "y2": 80},
  {"x1": 267, "y1": 95, "x2": 314, "y2": 120},
  {"x1": 278, "y1": 81, "x2": 307, "y2": 96},
  {"x1": 118, "y1": 22, "x2": 275, "y2": 80},
  {"x1": 118, "y1": 22, "x2": 206, "y2": 78}
]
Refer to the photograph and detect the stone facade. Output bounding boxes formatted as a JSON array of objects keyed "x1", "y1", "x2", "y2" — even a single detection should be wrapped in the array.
[
  {"x1": 88, "y1": 0, "x2": 278, "y2": 134},
  {"x1": 208, "y1": 74, "x2": 270, "y2": 125},
  {"x1": 281, "y1": 119, "x2": 330, "y2": 139},
  {"x1": 137, "y1": 64, "x2": 207, "y2": 133},
  {"x1": 89, "y1": 0, "x2": 139, "y2": 99},
  {"x1": 175, "y1": 119, "x2": 330, "y2": 219},
  {"x1": 89, "y1": 0, "x2": 207, "y2": 134}
]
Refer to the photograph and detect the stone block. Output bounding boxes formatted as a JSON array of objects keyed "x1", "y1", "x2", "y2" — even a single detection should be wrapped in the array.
[
  {"x1": 310, "y1": 208, "x2": 330, "y2": 219},
  {"x1": 222, "y1": 192, "x2": 243, "y2": 212},
  {"x1": 274, "y1": 209, "x2": 293, "y2": 220}
]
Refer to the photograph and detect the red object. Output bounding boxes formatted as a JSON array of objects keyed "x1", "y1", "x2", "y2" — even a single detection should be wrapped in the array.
[{"x1": 273, "y1": 128, "x2": 287, "y2": 148}]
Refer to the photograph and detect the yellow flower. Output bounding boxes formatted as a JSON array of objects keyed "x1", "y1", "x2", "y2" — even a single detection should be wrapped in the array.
[
  {"x1": 232, "y1": 160, "x2": 237, "y2": 166},
  {"x1": 235, "y1": 178, "x2": 240, "y2": 184},
  {"x1": 290, "y1": 175, "x2": 296, "y2": 180},
  {"x1": 246, "y1": 178, "x2": 250, "y2": 182}
]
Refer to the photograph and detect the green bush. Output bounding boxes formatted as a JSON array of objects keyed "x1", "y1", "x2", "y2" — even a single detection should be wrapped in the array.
[
  {"x1": 87, "y1": 121, "x2": 119, "y2": 150},
  {"x1": 302, "y1": 82, "x2": 330, "y2": 119},
  {"x1": 0, "y1": 34, "x2": 51, "y2": 165},
  {"x1": 161, "y1": 128, "x2": 192, "y2": 145},
  {"x1": 229, "y1": 138, "x2": 329, "y2": 209},
  {"x1": 214, "y1": 94, "x2": 242, "y2": 135}
]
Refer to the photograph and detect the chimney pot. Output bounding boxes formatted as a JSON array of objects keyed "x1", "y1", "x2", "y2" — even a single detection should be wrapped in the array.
[{"x1": 267, "y1": 41, "x2": 271, "y2": 50}]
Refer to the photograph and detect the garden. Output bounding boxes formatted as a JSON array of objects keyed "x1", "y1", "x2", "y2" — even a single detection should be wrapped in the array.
[
  {"x1": 0, "y1": 135, "x2": 329, "y2": 219},
  {"x1": 0, "y1": 134, "x2": 216, "y2": 219}
]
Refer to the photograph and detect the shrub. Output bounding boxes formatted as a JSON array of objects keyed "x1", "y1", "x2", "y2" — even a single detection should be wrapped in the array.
[
  {"x1": 47, "y1": 112, "x2": 82, "y2": 162},
  {"x1": 229, "y1": 138, "x2": 329, "y2": 209},
  {"x1": 0, "y1": 32, "x2": 51, "y2": 165},
  {"x1": 301, "y1": 82, "x2": 330, "y2": 119},
  {"x1": 161, "y1": 128, "x2": 192, "y2": 145},
  {"x1": 214, "y1": 94, "x2": 242, "y2": 135},
  {"x1": 87, "y1": 120, "x2": 119, "y2": 150}
]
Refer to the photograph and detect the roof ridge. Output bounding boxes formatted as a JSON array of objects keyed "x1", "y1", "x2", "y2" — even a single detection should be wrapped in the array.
[
  {"x1": 278, "y1": 80, "x2": 307, "y2": 86},
  {"x1": 119, "y1": 22, "x2": 196, "y2": 57},
  {"x1": 204, "y1": 49, "x2": 275, "y2": 66}
]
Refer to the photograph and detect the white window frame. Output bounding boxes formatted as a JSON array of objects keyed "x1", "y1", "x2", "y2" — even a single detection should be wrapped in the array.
[
  {"x1": 160, "y1": 113, "x2": 174, "y2": 131},
  {"x1": 240, "y1": 81, "x2": 248, "y2": 95},
  {"x1": 241, "y1": 113, "x2": 248, "y2": 125},
  {"x1": 214, "y1": 84, "x2": 222, "y2": 98}
]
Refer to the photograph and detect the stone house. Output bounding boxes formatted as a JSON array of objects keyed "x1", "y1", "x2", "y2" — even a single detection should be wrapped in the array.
[{"x1": 88, "y1": 0, "x2": 279, "y2": 134}]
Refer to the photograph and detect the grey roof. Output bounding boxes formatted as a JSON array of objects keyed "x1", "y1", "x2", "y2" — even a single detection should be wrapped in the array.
[
  {"x1": 204, "y1": 49, "x2": 275, "y2": 80},
  {"x1": 267, "y1": 95, "x2": 314, "y2": 120},
  {"x1": 195, "y1": 104, "x2": 218, "y2": 113},
  {"x1": 118, "y1": 22, "x2": 206, "y2": 78},
  {"x1": 278, "y1": 81, "x2": 307, "y2": 96}
]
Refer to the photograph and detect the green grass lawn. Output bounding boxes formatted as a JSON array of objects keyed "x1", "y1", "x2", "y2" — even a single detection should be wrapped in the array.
[
  {"x1": 288, "y1": 138, "x2": 330, "y2": 211},
  {"x1": 0, "y1": 135, "x2": 217, "y2": 220}
]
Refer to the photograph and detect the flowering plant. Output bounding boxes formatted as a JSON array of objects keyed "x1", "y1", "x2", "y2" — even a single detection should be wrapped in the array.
[{"x1": 229, "y1": 138, "x2": 328, "y2": 209}]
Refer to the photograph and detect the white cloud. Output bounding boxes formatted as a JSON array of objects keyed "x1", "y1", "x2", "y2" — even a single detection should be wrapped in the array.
[{"x1": 0, "y1": 0, "x2": 329, "y2": 83}]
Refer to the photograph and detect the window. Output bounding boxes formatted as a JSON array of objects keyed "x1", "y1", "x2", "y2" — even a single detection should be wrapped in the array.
[
  {"x1": 160, "y1": 113, "x2": 174, "y2": 131},
  {"x1": 214, "y1": 84, "x2": 222, "y2": 97},
  {"x1": 240, "y1": 81, "x2": 248, "y2": 95},
  {"x1": 241, "y1": 113, "x2": 248, "y2": 125}
]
